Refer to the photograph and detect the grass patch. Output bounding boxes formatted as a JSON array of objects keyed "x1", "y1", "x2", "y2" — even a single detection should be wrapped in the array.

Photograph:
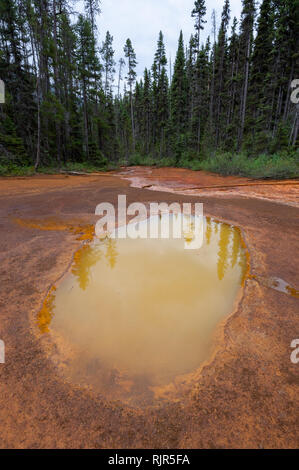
[
  {"x1": 0, "y1": 161, "x2": 119, "y2": 176},
  {"x1": 0, "y1": 164, "x2": 36, "y2": 176},
  {"x1": 1, "y1": 152, "x2": 298, "y2": 179},
  {"x1": 127, "y1": 151, "x2": 299, "y2": 179},
  {"x1": 197, "y1": 152, "x2": 299, "y2": 179},
  {"x1": 128, "y1": 153, "x2": 176, "y2": 168}
]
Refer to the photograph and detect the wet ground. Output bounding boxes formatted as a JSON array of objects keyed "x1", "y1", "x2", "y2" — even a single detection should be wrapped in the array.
[
  {"x1": 0, "y1": 167, "x2": 298, "y2": 448},
  {"x1": 45, "y1": 215, "x2": 247, "y2": 406}
]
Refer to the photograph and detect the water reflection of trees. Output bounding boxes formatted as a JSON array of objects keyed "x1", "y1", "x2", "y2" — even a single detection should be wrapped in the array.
[
  {"x1": 71, "y1": 239, "x2": 119, "y2": 290},
  {"x1": 231, "y1": 228, "x2": 240, "y2": 269},
  {"x1": 37, "y1": 286, "x2": 56, "y2": 333},
  {"x1": 105, "y1": 238, "x2": 118, "y2": 269},
  {"x1": 71, "y1": 222, "x2": 244, "y2": 289},
  {"x1": 207, "y1": 221, "x2": 244, "y2": 281},
  {"x1": 72, "y1": 244, "x2": 103, "y2": 290},
  {"x1": 217, "y1": 223, "x2": 230, "y2": 280},
  {"x1": 205, "y1": 218, "x2": 212, "y2": 245}
]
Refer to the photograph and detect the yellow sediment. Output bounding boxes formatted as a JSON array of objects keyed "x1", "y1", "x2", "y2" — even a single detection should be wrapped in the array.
[
  {"x1": 12, "y1": 217, "x2": 96, "y2": 332},
  {"x1": 13, "y1": 217, "x2": 95, "y2": 242},
  {"x1": 37, "y1": 286, "x2": 57, "y2": 334}
]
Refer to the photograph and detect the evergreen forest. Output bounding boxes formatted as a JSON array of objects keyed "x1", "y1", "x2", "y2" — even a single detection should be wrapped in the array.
[{"x1": 0, "y1": 0, "x2": 298, "y2": 177}]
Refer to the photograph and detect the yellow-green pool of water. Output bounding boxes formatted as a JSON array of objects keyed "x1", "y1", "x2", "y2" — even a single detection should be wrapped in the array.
[{"x1": 39, "y1": 215, "x2": 247, "y2": 404}]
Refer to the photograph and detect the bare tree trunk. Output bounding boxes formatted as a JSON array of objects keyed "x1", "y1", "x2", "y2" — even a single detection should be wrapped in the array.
[
  {"x1": 272, "y1": 86, "x2": 282, "y2": 137},
  {"x1": 289, "y1": 104, "x2": 299, "y2": 146},
  {"x1": 82, "y1": 79, "x2": 89, "y2": 158},
  {"x1": 53, "y1": 0, "x2": 62, "y2": 167},
  {"x1": 196, "y1": 29, "x2": 201, "y2": 152},
  {"x1": 209, "y1": 11, "x2": 216, "y2": 132},
  {"x1": 35, "y1": 91, "x2": 41, "y2": 171},
  {"x1": 238, "y1": 37, "x2": 251, "y2": 151},
  {"x1": 197, "y1": 114, "x2": 201, "y2": 153},
  {"x1": 146, "y1": 108, "x2": 150, "y2": 154},
  {"x1": 283, "y1": 62, "x2": 294, "y2": 122},
  {"x1": 227, "y1": 55, "x2": 236, "y2": 127},
  {"x1": 169, "y1": 55, "x2": 172, "y2": 85},
  {"x1": 130, "y1": 84, "x2": 135, "y2": 153},
  {"x1": 30, "y1": 17, "x2": 41, "y2": 171}
]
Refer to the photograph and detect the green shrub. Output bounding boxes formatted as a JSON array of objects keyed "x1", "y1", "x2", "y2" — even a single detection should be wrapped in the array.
[
  {"x1": 199, "y1": 151, "x2": 299, "y2": 179},
  {"x1": 156, "y1": 156, "x2": 176, "y2": 167},
  {"x1": 128, "y1": 153, "x2": 156, "y2": 166},
  {"x1": 0, "y1": 163, "x2": 35, "y2": 176}
]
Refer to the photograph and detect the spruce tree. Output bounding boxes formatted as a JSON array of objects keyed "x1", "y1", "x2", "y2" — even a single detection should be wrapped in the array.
[
  {"x1": 142, "y1": 68, "x2": 152, "y2": 154},
  {"x1": 248, "y1": 0, "x2": 275, "y2": 152},
  {"x1": 75, "y1": 14, "x2": 102, "y2": 161},
  {"x1": 225, "y1": 17, "x2": 240, "y2": 149},
  {"x1": 170, "y1": 31, "x2": 188, "y2": 161},
  {"x1": 84, "y1": 0, "x2": 101, "y2": 32},
  {"x1": 214, "y1": 0, "x2": 231, "y2": 146},
  {"x1": 0, "y1": 0, "x2": 297, "y2": 170},
  {"x1": 124, "y1": 38, "x2": 137, "y2": 152},
  {"x1": 191, "y1": 0, "x2": 207, "y2": 52},
  {"x1": 101, "y1": 31, "x2": 116, "y2": 98},
  {"x1": 152, "y1": 32, "x2": 169, "y2": 156},
  {"x1": 237, "y1": 0, "x2": 256, "y2": 150}
]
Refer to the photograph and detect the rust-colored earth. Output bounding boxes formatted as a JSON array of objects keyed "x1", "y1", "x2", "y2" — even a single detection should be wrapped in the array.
[{"x1": 0, "y1": 167, "x2": 298, "y2": 449}]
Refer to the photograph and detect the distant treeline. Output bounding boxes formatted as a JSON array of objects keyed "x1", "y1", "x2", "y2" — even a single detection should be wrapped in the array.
[{"x1": 0, "y1": 0, "x2": 298, "y2": 173}]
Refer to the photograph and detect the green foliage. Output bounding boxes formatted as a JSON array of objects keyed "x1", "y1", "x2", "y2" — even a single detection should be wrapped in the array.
[
  {"x1": 88, "y1": 144, "x2": 108, "y2": 166},
  {"x1": 128, "y1": 153, "x2": 177, "y2": 168},
  {"x1": 0, "y1": 160, "x2": 116, "y2": 176},
  {"x1": 191, "y1": 0, "x2": 207, "y2": 47},
  {"x1": 198, "y1": 151, "x2": 299, "y2": 179},
  {"x1": 101, "y1": 31, "x2": 116, "y2": 97},
  {"x1": 128, "y1": 153, "x2": 156, "y2": 166},
  {"x1": 124, "y1": 39, "x2": 137, "y2": 87},
  {"x1": 170, "y1": 31, "x2": 188, "y2": 147},
  {"x1": 0, "y1": 164, "x2": 35, "y2": 176},
  {"x1": 0, "y1": 0, "x2": 297, "y2": 177}
]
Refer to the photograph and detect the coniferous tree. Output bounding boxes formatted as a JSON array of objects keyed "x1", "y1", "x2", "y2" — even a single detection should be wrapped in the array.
[
  {"x1": 191, "y1": 0, "x2": 207, "y2": 52},
  {"x1": 142, "y1": 68, "x2": 152, "y2": 154},
  {"x1": 0, "y1": 0, "x2": 297, "y2": 172},
  {"x1": 195, "y1": 38, "x2": 211, "y2": 152},
  {"x1": 124, "y1": 38, "x2": 137, "y2": 152},
  {"x1": 225, "y1": 17, "x2": 240, "y2": 149},
  {"x1": 214, "y1": 0, "x2": 230, "y2": 146},
  {"x1": 237, "y1": 0, "x2": 256, "y2": 150},
  {"x1": 208, "y1": 9, "x2": 217, "y2": 133},
  {"x1": 247, "y1": 0, "x2": 275, "y2": 152},
  {"x1": 76, "y1": 14, "x2": 102, "y2": 161},
  {"x1": 272, "y1": 0, "x2": 298, "y2": 147},
  {"x1": 191, "y1": 1, "x2": 207, "y2": 152},
  {"x1": 101, "y1": 31, "x2": 115, "y2": 98},
  {"x1": 186, "y1": 34, "x2": 197, "y2": 133},
  {"x1": 170, "y1": 31, "x2": 188, "y2": 161},
  {"x1": 152, "y1": 31, "x2": 169, "y2": 156},
  {"x1": 84, "y1": 0, "x2": 100, "y2": 32}
]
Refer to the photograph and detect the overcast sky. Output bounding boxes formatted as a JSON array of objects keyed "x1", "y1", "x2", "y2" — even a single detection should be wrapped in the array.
[{"x1": 95, "y1": 0, "x2": 244, "y2": 85}]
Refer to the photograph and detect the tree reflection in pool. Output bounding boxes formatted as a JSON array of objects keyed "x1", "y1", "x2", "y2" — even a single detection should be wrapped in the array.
[{"x1": 38, "y1": 214, "x2": 248, "y2": 405}]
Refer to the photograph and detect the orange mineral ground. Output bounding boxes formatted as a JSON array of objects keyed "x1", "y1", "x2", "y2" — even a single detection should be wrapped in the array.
[{"x1": 0, "y1": 167, "x2": 298, "y2": 449}]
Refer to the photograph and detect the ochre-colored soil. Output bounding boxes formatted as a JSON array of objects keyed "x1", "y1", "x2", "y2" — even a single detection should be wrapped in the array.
[
  {"x1": 0, "y1": 168, "x2": 298, "y2": 449},
  {"x1": 120, "y1": 166, "x2": 299, "y2": 206}
]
